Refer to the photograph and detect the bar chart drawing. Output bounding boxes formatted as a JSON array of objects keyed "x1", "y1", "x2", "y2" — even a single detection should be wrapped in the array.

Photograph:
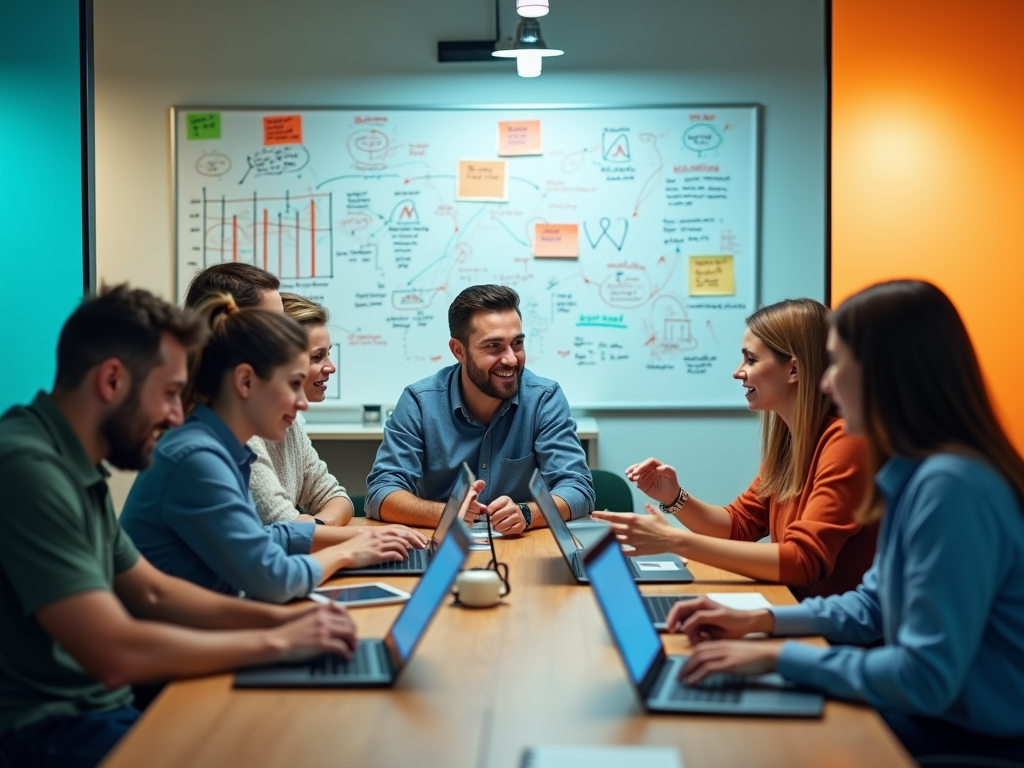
[{"x1": 201, "y1": 188, "x2": 334, "y2": 279}]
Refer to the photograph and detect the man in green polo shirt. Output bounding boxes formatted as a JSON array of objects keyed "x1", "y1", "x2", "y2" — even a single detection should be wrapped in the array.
[{"x1": 0, "y1": 285, "x2": 359, "y2": 768}]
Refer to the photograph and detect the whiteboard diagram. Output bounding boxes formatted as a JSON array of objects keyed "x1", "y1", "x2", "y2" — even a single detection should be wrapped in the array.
[{"x1": 175, "y1": 106, "x2": 760, "y2": 409}]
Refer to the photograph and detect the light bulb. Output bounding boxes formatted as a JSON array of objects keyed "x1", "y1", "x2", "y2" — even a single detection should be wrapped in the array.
[
  {"x1": 516, "y1": 53, "x2": 543, "y2": 77},
  {"x1": 516, "y1": 0, "x2": 549, "y2": 17}
]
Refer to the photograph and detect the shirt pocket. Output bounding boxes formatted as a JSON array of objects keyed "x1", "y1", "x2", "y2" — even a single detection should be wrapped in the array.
[{"x1": 501, "y1": 451, "x2": 537, "y2": 474}]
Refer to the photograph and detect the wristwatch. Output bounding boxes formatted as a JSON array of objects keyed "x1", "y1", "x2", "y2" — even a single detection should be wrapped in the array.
[
  {"x1": 659, "y1": 487, "x2": 689, "y2": 516},
  {"x1": 518, "y1": 503, "x2": 533, "y2": 529}
]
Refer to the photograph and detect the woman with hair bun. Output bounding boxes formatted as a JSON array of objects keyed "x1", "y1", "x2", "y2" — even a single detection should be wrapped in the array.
[
  {"x1": 120, "y1": 294, "x2": 428, "y2": 604},
  {"x1": 594, "y1": 298, "x2": 877, "y2": 598},
  {"x1": 671, "y1": 281, "x2": 1024, "y2": 760},
  {"x1": 248, "y1": 293, "x2": 353, "y2": 526}
]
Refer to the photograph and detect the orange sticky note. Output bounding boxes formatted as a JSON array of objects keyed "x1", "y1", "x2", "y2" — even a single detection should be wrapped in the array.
[
  {"x1": 456, "y1": 160, "x2": 508, "y2": 201},
  {"x1": 263, "y1": 115, "x2": 303, "y2": 146},
  {"x1": 498, "y1": 120, "x2": 542, "y2": 156},
  {"x1": 533, "y1": 223, "x2": 579, "y2": 258}
]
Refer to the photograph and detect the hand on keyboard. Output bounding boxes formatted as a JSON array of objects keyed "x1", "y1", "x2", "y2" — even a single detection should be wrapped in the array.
[
  {"x1": 678, "y1": 639, "x2": 785, "y2": 685},
  {"x1": 365, "y1": 524, "x2": 430, "y2": 550},
  {"x1": 272, "y1": 602, "x2": 357, "y2": 663}
]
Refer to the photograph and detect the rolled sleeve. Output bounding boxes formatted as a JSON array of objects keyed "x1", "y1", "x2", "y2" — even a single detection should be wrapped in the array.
[
  {"x1": 365, "y1": 390, "x2": 426, "y2": 520},
  {"x1": 533, "y1": 387, "x2": 594, "y2": 520}
]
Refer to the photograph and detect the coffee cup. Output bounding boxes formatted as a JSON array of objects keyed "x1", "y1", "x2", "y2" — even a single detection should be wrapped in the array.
[{"x1": 453, "y1": 569, "x2": 508, "y2": 608}]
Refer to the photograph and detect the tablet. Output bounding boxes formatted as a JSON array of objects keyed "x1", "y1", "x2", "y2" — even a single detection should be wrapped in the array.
[{"x1": 311, "y1": 582, "x2": 411, "y2": 607}]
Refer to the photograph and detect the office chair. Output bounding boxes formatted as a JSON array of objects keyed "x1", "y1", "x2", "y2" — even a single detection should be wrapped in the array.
[
  {"x1": 350, "y1": 495, "x2": 366, "y2": 517},
  {"x1": 591, "y1": 469, "x2": 634, "y2": 513}
]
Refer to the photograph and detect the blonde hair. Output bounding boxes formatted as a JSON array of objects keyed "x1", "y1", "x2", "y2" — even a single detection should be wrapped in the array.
[
  {"x1": 281, "y1": 293, "x2": 329, "y2": 328},
  {"x1": 184, "y1": 292, "x2": 308, "y2": 413},
  {"x1": 747, "y1": 298, "x2": 834, "y2": 502}
]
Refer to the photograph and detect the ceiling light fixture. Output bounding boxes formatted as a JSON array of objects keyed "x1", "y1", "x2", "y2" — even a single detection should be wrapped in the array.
[
  {"x1": 516, "y1": 0, "x2": 549, "y2": 17},
  {"x1": 492, "y1": 18, "x2": 563, "y2": 78}
]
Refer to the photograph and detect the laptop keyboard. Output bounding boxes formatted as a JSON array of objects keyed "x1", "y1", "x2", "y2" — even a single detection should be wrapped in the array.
[
  {"x1": 307, "y1": 643, "x2": 382, "y2": 678},
  {"x1": 361, "y1": 548, "x2": 428, "y2": 571},
  {"x1": 667, "y1": 673, "x2": 744, "y2": 703},
  {"x1": 643, "y1": 594, "x2": 696, "y2": 624}
]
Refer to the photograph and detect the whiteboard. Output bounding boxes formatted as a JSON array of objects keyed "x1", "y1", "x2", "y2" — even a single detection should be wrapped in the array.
[{"x1": 174, "y1": 105, "x2": 759, "y2": 409}]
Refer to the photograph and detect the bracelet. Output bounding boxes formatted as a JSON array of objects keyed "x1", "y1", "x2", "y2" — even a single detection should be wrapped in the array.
[{"x1": 659, "y1": 486, "x2": 689, "y2": 516}]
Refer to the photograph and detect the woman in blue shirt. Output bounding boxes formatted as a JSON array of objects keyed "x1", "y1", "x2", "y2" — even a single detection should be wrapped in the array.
[
  {"x1": 667, "y1": 280, "x2": 1024, "y2": 760},
  {"x1": 121, "y1": 294, "x2": 427, "y2": 603}
]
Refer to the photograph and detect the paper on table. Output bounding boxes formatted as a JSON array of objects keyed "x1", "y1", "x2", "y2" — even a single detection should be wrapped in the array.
[
  {"x1": 521, "y1": 745, "x2": 683, "y2": 768},
  {"x1": 704, "y1": 592, "x2": 771, "y2": 610},
  {"x1": 635, "y1": 561, "x2": 681, "y2": 571}
]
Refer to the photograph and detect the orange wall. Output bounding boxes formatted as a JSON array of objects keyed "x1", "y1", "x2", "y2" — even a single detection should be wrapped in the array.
[{"x1": 831, "y1": 0, "x2": 1024, "y2": 450}]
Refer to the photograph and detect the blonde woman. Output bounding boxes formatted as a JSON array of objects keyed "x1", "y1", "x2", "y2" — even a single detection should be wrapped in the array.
[
  {"x1": 593, "y1": 299, "x2": 876, "y2": 598},
  {"x1": 120, "y1": 294, "x2": 427, "y2": 603},
  {"x1": 248, "y1": 293, "x2": 353, "y2": 526}
]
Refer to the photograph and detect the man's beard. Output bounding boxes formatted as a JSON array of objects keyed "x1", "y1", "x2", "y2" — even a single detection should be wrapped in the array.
[
  {"x1": 100, "y1": 387, "x2": 160, "y2": 471},
  {"x1": 464, "y1": 355, "x2": 521, "y2": 401}
]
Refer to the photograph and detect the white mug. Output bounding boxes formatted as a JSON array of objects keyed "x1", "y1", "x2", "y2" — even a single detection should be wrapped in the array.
[{"x1": 453, "y1": 569, "x2": 508, "y2": 608}]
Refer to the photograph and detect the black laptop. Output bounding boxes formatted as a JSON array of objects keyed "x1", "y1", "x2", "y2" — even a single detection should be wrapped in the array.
[
  {"x1": 339, "y1": 463, "x2": 475, "y2": 576},
  {"x1": 234, "y1": 517, "x2": 471, "y2": 688},
  {"x1": 529, "y1": 469, "x2": 694, "y2": 584},
  {"x1": 583, "y1": 529, "x2": 824, "y2": 717}
]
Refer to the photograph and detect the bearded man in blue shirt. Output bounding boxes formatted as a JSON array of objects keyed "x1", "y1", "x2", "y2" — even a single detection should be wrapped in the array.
[{"x1": 366, "y1": 285, "x2": 594, "y2": 533}]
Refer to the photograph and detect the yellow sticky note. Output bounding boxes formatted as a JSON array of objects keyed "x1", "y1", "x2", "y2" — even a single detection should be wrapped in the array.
[
  {"x1": 533, "y1": 224, "x2": 579, "y2": 258},
  {"x1": 456, "y1": 160, "x2": 508, "y2": 201},
  {"x1": 689, "y1": 255, "x2": 736, "y2": 295},
  {"x1": 498, "y1": 120, "x2": 542, "y2": 156}
]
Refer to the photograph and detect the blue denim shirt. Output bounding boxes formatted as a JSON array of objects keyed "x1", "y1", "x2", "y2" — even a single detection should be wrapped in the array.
[
  {"x1": 120, "y1": 405, "x2": 321, "y2": 603},
  {"x1": 770, "y1": 454, "x2": 1024, "y2": 736},
  {"x1": 366, "y1": 365, "x2": 594, "y2": 520}
]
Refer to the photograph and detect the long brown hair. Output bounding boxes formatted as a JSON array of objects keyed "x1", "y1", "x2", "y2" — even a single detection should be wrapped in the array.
[
  {"x1": 832, "y1": 280, "x2": 1024, "y2": 520},
  {"x1": 184, "y1": 292, "x2": 308, "y2": 413},
  {"x1": 747, "y1": 298, "x2": 834, "y2": 502}
]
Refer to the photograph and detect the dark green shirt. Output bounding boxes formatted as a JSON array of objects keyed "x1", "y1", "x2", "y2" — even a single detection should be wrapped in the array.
[{"x1": 0, "y1": 392, "x2": 139, "y2": 736}]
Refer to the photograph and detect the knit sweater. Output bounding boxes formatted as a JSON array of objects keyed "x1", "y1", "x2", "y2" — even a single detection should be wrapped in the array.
[
  {"x1": 248, "y1": 414, "x2": 351, "y2": 524},
  {"x1": 724, "y1": 417, "x2": 877, "y2": 599}
]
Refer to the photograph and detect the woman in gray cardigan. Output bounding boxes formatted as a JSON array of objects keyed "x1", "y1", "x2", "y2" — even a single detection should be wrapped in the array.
[{"x1": 249, "y1": 294, "x2": 354, "y2": 526}]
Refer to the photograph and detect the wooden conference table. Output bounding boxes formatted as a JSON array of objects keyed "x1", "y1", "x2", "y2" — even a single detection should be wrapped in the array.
[{"x1": 102, "y1": 521, "x2": 913, "y2": 768}]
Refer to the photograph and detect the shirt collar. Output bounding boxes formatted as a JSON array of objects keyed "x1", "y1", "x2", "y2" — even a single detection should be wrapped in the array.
[
  {"x1": 875, "y1": 455, "x2": 925, "y2": 506},
  {"x1": 188, "y1": 404, "x2": 256, "y2": 468},
  {"x1": 449, "y1": 364, "x2": 521, "y2": 425},
  {"x1": 29, "y1": 391, "x2": 107, "y2": 488}
]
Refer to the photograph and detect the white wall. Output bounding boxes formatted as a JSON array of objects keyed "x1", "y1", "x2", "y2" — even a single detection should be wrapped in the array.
[{"x1": 94, "y1": 0, "x2": 826, "y2": 510}]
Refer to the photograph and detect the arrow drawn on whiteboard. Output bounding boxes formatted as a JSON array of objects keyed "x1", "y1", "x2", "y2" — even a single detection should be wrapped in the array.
[
  {"x1": 705, "y1": 320, "x2": 720, "y2": 344},
  {"x1": 632, "y1": 133, "x2": 663, "y2": 217}
]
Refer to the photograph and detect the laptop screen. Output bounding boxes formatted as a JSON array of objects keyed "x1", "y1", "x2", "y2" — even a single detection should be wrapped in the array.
[
  {"x1": 431, "y1": 463, "x2": 474, "y2": 549},
  {"x1": 529, "y1": 469, "x2": 579, "y2": 557},
  {"x1": 586, "y1": 535, "x2": 663, "y2": 685},
  {"x1": 389, "y1": 521, "x2": 466, "y2": 663}
]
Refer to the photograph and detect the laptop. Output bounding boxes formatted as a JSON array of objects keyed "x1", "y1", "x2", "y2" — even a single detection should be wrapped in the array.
[
  {"x1": 234, "y1": 516, "x2": 471, "y2": 689},
  {"x1": 529, "y1": 469, "x2": 695, "y2": 584},
  {"x1": 582, "y1": 529, "x2": 824, "y2": 716},
  {"x1": 340, "y1": 462, "x2": 475, "y2": 576}
]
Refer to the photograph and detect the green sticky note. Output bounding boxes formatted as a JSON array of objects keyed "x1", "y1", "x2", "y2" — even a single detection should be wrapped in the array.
[{"x1": 186, "y1": 112, "x2": 221, "y2": 140}]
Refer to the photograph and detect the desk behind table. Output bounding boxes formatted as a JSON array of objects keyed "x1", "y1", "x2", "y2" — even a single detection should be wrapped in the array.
[{"x1": 101, "y1": 520, "x2": 912, "y2": 768}]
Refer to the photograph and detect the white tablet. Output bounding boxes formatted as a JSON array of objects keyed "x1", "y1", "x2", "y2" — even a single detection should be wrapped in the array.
[{"x1": 310, "y1": 582, "x2": 411, "y2": 607}]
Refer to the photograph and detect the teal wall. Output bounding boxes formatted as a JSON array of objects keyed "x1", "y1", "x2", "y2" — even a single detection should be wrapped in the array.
[{"x1": 0, "y1": 0, "x2": 86, "y2": 412}]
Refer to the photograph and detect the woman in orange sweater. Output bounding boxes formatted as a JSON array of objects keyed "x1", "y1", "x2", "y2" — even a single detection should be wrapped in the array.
[{"x1": 593, "y1": 299, "x2": 876, "y2": 598}]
